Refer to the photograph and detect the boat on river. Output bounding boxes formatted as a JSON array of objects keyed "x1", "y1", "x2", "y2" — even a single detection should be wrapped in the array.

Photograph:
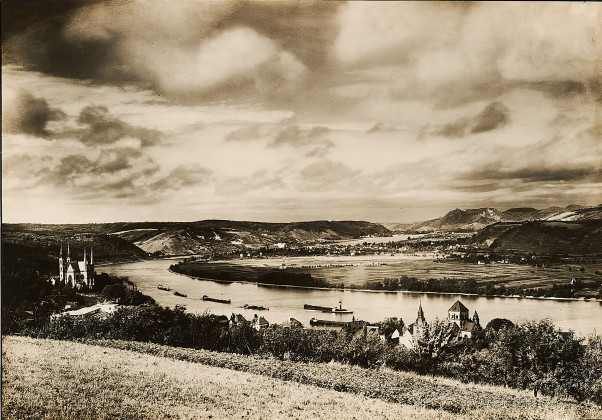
[
  {"x1": 304, "y1": 301, "x2": 353, "y2": 314},
  {"x1": 244, "y1": 304, "x2": 269, "y2": 311},
  {"x1": 309, "y1": 318, "x2": 351, "y2": 327},
  {"x1": 173, "y1": 291, "x2": 187, "y2": 297},
  {"x1": 202, "y1": 295, "x2": 231, "y2": 304},
  {"x1": 157, "y1": 285, "x2": 171, "y2": 291}
]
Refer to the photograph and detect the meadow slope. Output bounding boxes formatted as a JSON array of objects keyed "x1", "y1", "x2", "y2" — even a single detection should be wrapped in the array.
[{"x1": 3, "y1": 336, "x2": 601, "y2": 419}]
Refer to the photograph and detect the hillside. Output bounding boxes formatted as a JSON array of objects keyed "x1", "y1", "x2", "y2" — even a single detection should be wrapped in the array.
[
  {"x1": 392, "y1": 204, "x2": 602, "y2": 233},
  {"x1": 487, "y1": 220, "x2": 602, "y2": 255},
  {"x1": 4, "y1": 336, "x2": 600, "y2": 419},
  {"x1": 1, "y1": 220, "x2": 391, "y2": 260}
]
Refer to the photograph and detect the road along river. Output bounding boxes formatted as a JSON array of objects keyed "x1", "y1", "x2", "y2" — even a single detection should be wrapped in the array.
[{"x1": 102, "y1": 258, "x2": 602, "y2": 337}]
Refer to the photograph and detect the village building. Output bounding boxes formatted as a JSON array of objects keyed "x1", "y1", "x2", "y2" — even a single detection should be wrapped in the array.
[
  {"x1": 252, "y1": 314, "x2": 269, "y2": 330},
  {"x1": 229, "y1": 313, "x2": 248, "y2": 328},
  {"x1": 448, "y1": 300, "x2": 481, "y2": 338},
  {"x1": 58, "y1": 244, "x2": 95, "y2": 290},
  {"x1": 399, "y1": 303, "x2": 427, "y2": 349},
  {"x1": 51, "y1": 303, "x2": 118, "y2": 321}
]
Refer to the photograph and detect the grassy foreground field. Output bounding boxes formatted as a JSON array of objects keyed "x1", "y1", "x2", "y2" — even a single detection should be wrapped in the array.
[{"x1": 3, "y1": 336, "x2": 601, "y2": 419}]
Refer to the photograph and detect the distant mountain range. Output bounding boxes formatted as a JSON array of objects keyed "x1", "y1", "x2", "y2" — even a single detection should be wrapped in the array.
[
  {"x1": 2, "y1": 220, "x2": 391, "y2": 259},
  {"x1": 3, "y1": 205, "x2": 601, "y2": 259},
  {"x1": 391, "y1": 205, "x2": 602, "y2": 233}
]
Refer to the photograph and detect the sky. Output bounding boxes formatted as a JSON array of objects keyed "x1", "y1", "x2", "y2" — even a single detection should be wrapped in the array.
[{"x1": 2, "y1": 1, "x2": 601, "y2": 224}]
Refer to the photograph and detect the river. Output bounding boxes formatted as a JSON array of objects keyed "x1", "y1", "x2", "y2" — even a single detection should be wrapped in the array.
[{"x1": 102, "y1": 258, "x2": 602, "y2": 337}]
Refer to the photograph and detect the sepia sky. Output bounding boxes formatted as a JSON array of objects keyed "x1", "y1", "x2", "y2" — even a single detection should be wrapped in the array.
[{"x1": 2, "y1": 1, "x2": 601, "y2": 223}]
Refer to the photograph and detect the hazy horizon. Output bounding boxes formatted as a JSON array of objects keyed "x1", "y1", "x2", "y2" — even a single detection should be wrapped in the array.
[{"x1": 3, "y1": 1, "x2": 601, "y2": 224}]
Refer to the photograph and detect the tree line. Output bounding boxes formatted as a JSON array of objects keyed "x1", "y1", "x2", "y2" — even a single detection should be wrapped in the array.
[{"x1": 7, "y1": 302, "x2": 602, "y2": 406}]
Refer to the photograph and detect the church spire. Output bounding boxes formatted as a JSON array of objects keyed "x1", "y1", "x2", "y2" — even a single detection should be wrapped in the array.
[
  {"x1": 90, "y1": 247, "x2": 94, "y2": 264},
  {"x1": 416, "y1": 302, "x2": 426, "y2": 325},
  {"x1": 60, "y1": 244, "x2": 63, "y2": 257},
  {"x1": 84, "y1": 247, "x2": 87, "y2": 263},
  {"x1": 67, "y1": 243, "x2": 71, "y2": 263}
]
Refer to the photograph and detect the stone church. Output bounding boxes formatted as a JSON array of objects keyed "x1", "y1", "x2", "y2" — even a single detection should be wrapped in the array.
[{"x1": 59, "y1": 244, "x2": 95, "y2": 290}]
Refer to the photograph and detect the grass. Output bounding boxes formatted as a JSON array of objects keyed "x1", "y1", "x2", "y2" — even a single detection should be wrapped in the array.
[{"x1": 4, "y1": 336, "x2": 601, "y2": 419}]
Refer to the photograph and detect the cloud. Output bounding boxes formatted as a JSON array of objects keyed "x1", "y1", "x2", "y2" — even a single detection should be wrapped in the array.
[
  {"x1": 4, "y1": 1, "x2": 314, "y2": 103},
  {"x1": 226, "y1": 123, "x2": 333, "y2": 151},
  {"x1": 269, "y1": 125, "x2": 331, "y2": 148},
  {"x1": 431, "y1": 102, "x2": 510, "y2": 138},
  {"x1": 333, "y1": 2, "x2": 601, "y2": 105},
  {"x1": 467, "y1": 166, "x2": 602, "y2": 184},
  {"x1": 470, "y1": 102, "x2": 510, "y2": 134},
  {"x1": 433, "y1": 119, "x2": 469, "y2": 138},
  {"x1": 295, "y1": 159, "x2": 361, "y2": 192},
  {"x1": 2, "y1": 88, "x2": 65, "y2": 137},
  {"x1": 36, "y1": 148, "x2": 159, "y2": 198},
  {"x1": 151, "y1": 164, "x2": 212, "y2": 192},
  {"x1": 75, "y1": 105, "x2": 161, "y2": 147}
]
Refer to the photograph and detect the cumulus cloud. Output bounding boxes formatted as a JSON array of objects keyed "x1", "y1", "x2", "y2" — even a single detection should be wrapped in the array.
[
  {"x1": 2, "y1": 88, "x2": 65, "y2": 137},
  {"x1": 4, "y1": 1, "x2": 313, "y2": 102}
]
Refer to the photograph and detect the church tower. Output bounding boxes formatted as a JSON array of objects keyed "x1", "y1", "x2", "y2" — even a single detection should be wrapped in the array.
[
  {"x1": 415, "y1": 303, "x2": 427, "y2": 327},
  {"x1": 472, "y1": 311, "x2": 480, "y2": 327},
  {"x1": 59, "y1": 244, "x2": 64, "y2": 282}
]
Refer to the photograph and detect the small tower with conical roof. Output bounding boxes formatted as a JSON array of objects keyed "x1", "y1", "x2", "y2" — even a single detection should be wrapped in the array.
[
  {"x1": 415, "y1": 302, "x2": 427, "y2": 327},
  {"x1": 472, "y1": 310, "x2": 480, "y2": 328}
]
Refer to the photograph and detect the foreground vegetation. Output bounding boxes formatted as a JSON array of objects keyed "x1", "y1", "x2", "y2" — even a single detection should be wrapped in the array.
[
  {"x1": 4, "y1": 336, "x2": 601, "y2": 419},
  {"x1": 8, "y1": 301, "x2": 602, "y2": 407},
  {"x1": 2, "y1": 336, "x2": 453, "y2": 420}
]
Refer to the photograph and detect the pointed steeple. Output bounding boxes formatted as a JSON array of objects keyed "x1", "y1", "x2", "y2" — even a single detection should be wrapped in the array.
[
  {"x1": 67, "y1": 243, "x2": 71, "y2": 262},
  {"x1": 416, "y1": 302, "x2": 426, "y2": 325},
  {"x1": 84, "y1": 248, "x2": 87, "y2": 263},
  {"x1": 60, "y1": 244, "x2": 63, "y2": 257},
  {"x1": 90, "y1": 247, "x2": 94, "y2": 265}
]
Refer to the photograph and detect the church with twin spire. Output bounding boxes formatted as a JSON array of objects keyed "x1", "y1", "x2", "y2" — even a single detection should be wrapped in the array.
[{"x1": 58, "y1": 244, "x2": 95, "y2": 290}]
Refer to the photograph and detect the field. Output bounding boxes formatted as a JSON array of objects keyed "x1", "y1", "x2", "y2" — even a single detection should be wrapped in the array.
[
  {"x1": 3, "y1": 336, "x2": 601, "y2": 419},
  {"x1": 176, "y1": 254, "x2": 602, "y2": 293}
]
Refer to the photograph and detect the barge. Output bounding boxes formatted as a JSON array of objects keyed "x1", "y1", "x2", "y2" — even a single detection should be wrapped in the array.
[
  {"x1": 244, "y1": 304, "x2": 269, "y2": 311},
  {"x1": 202, "y1": 295, "x2": 231, "y2": 304}
]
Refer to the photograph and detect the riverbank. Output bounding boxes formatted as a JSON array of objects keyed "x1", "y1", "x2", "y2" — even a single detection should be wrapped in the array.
[
  {"x1": 169, "y1": 266, "x2": 602, "y2": 304},
  {"x1": 4, "y1": 336, "x2": 601, "y2": 419}
]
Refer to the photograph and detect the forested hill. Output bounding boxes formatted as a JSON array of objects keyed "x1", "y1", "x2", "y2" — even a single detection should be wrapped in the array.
[{"x1": 2, "y1": 220, "x2": 391, "y2": 260}]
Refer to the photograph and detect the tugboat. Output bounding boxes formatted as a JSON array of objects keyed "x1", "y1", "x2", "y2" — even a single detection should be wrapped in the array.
[
  {"x1": 304, "y1": 301, "x2": 353, "y2": 314},
  {"x1": 332, "y1": 301, "x2": 353, "y2": 314},
  {"x1": 157, "y1": 285, "x2": 171, "y2": 291},
  {"x1": 173, "y1": 291, "x2": 187, "y2": 297},
  {"x1": 244, "y1": 304, "x2": 269, "y2": 311},
  {"x1": 202, "y1": 295, "x2": 231, "y2": 304}
]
